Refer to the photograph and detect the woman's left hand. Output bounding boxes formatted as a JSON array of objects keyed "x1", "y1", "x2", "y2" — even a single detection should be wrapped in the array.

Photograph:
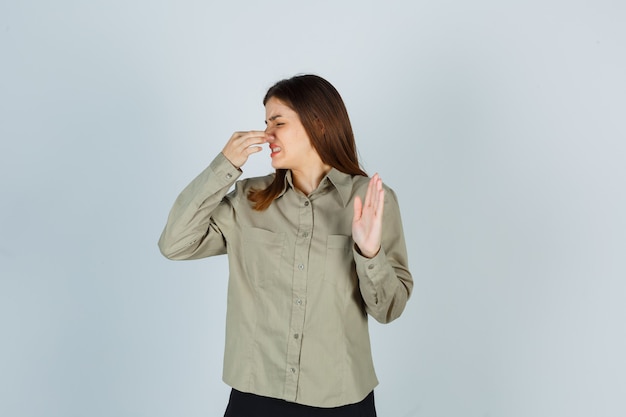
[{"x1": 352, "y1": 174, "x2": 385, "y2": 258}]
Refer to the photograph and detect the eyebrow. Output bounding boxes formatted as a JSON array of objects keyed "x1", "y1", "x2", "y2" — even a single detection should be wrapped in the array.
[{"x1": 265, "y1": 115, "x2": 283, "y2": 124}]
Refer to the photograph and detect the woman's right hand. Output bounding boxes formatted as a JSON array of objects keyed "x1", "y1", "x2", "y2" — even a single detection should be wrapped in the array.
[{"x1": 221, "y1": 131, "x2": 267, "y2": 169}]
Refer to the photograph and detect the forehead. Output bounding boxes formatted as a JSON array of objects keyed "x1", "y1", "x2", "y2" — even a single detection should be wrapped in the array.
[{"x1": 265, "y1": 97, "x2": 297, "y2": 119}]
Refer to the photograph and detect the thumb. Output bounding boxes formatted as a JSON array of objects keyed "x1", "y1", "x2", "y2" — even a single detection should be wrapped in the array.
[{"x1": 353, "y1": 196, "x2": 362, "y2": 223}]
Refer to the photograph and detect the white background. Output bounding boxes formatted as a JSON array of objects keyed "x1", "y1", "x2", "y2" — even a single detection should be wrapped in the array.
[{"x1": 1, "y1": 1, "x2": 625, "y2": 416}]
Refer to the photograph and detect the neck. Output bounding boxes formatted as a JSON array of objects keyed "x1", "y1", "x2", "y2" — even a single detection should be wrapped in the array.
[{"x1": 291, "y1": 163, "x2": 332, "y2": 196}]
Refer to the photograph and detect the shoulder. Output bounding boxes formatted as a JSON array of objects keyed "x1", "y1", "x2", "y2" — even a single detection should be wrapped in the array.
[
  {"x1": 238, "y1": 173, "x2": 275, "y2": 190},
  {"x1": 229, "y1": 173, "x2": 276, "y2": 202},
  {"x1": 351, "y1": 174, "x2": 399, "y2": 203}
]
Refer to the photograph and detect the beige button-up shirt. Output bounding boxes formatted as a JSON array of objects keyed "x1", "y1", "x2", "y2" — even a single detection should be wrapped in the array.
[{"x1": 158, "y1": 153, "x2": 413, "y2": 408}]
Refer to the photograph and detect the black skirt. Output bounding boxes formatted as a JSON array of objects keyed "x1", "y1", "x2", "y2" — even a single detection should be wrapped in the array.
[{"x1": 223, "y1": 389, "x2": 377, "y2": 417}]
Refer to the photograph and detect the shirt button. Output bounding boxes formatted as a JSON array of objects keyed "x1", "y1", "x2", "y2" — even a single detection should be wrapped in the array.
[
  {"x1": 226, "y1": 173, "x2": 232, "y2": 179},
  {"x1": 368, "y1": 264, "x2": 375, "y2": 270},
  {"x1": 294, "y1": 333, "x2": 299, "y2": 339},
  {"x1": 291, "y1": 368, "x2": 296, "y2": 373},
  {"x1": 302, "y1": 232, "x2": 309, "y2": 238},
  {"x1": 304, "y1": 201, "x2": 309, "y2": 206},
  {"x1": 298, "y1": 264, "x2": 304, "y2": 270},
  {"x1": 295, "y1": 299, "x2": 303, "y2": 305}
]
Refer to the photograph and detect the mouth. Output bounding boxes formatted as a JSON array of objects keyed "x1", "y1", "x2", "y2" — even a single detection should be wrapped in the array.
[{"x1": 269, "y1": 145, "x2": 282, "y2": 157}]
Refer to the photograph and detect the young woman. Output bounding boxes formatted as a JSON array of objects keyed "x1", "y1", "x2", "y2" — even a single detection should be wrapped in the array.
[{"x1": 158, "y1": 75, "x2": 413, "y2": 416}]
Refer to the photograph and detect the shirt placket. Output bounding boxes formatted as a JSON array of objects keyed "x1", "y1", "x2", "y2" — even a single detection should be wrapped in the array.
[{"x1": 283, "y1": 196, "x2": 313, "y2": 401}]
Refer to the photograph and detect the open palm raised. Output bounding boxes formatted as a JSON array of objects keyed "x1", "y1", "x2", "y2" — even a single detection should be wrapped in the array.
[{"x1": 352, "y1": 173, "x2": 385, "y2": 259}]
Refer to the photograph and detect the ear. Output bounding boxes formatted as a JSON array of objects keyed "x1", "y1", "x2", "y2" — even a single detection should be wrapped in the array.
[{"x1": 314, "y1": 116, "x2": 325, "y2": 135}]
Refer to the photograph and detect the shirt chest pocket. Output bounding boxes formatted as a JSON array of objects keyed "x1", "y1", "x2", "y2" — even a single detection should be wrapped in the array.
[
  {"x1": 323, "y1": 234, "x2": 357, "y2": 292},
  {"x1": 242, "y1": 227, "x2": 286, "y2": 285}
]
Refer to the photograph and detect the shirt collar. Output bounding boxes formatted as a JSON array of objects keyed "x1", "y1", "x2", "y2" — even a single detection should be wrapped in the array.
[
  {"x1": 324, "y1": 168, "x2": 354, "y2": 208},
  {"x1": 278, "y1": 168, "x2": 354, "y2": 208},
  {"x1": 277, "y1": 170, "x2": 293, "y2": 199}
]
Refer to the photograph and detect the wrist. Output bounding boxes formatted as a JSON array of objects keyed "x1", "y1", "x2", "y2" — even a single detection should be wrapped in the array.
[{"x1": 356, "y1": 244, "x2": 380, "y2": 259}]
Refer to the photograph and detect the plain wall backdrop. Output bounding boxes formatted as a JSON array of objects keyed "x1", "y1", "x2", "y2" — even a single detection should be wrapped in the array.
[{"x1": 1, "y1": 1, "x2": 625, "y2": 416}]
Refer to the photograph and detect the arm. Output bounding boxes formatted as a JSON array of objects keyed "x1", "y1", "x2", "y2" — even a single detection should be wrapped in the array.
[
  {"x1": 352, "y1": 176, "x2": 413, "y2": 323},
  {"x1": 158, "y1": 152, "x2": 241, "y2": 260},
  {"x1": 158, "y1": 131, "x2": 267, "y2": 260}
]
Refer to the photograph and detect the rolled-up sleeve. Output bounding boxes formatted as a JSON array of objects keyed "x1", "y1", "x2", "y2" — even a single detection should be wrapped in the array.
[
  {"x1": 354, "y1": 187, "x2": 413, "y2": 323},
  {"x1": 158, "y1": 152, "x2": 241, "y2": 260}
]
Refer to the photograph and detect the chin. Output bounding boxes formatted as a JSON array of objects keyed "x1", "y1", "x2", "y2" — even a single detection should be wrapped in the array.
[{"x1": 270, "y1": 159, "x2": 286, "y2": 170}]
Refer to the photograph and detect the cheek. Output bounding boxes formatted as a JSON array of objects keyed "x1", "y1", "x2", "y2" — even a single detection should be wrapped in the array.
[{"x1": 296, "y1": 129, "x2": 312, "y2": 147}]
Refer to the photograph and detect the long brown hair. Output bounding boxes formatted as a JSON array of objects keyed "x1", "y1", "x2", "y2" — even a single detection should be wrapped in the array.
[{"x1": 248, "y1": 74, "x2": 367, "y2": 210}]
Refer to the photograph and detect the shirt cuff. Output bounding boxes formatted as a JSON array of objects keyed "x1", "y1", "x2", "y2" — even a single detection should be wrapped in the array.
[
  {"x1": 353, "y1": 245, "x2": 388, "y2": 286},
  {"x1": 209, "y1": 152, "x2": 243, "y2": 186}
]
